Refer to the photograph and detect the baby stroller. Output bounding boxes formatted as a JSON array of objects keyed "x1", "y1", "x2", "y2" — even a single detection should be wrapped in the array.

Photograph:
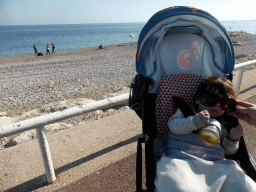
[{"x1": 129, "y1": 6, "x2": 256, "y2": 192}]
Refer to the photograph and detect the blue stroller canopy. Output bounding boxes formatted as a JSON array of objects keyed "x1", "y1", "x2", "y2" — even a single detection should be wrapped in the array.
[{"x1": 136, "y1": 6, "x2": 235, "y2": 93}]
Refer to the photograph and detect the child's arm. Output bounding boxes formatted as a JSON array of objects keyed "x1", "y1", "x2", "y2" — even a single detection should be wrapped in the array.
[
  {"x1": 167, "y1": 108, "x2": 206, "y2": 134},
  {"x1": 222, "y1": 125, "x2": 243, "y2": 156}
]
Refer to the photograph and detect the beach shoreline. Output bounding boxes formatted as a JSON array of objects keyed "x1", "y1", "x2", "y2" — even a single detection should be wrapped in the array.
[
  {"x1": 0, "y1": 42, "x2": 138, "y2": 63},
  {"x1": 1, "y1": 32, "x2": 256, "y2": 149}
]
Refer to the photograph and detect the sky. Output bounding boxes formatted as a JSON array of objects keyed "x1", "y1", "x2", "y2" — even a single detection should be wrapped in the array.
[{"x1": 0, "y1": 0, "x2": 255, "y2": 25}]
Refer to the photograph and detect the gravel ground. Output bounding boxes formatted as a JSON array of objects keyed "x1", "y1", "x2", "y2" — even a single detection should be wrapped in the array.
[
  {"x1": 0, "y1": 42, "x2": 137, "y2": 149},
  {"x1": 230, "y1": 31, "x2": 256, "y2": 60},
  {"x1": 1, "y1": 31, "x2": 256, "y2": 149},
  {"x1": 0, "y1": 42, "x2": 137, "y2": 116}
]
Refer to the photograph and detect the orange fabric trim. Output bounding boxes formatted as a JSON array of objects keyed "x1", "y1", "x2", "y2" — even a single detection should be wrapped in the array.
[
  {"x1": 189, "y1": 7, "x2": 200, "y2": 13},
  {"x1": 160, "y1": 8, "x2": 169, "y2": 12}
]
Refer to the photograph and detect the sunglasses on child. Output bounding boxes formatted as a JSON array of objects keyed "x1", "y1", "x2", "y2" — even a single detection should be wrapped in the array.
[{"x1": 199, "y1": 91, "x2": 237, "y2": 113}]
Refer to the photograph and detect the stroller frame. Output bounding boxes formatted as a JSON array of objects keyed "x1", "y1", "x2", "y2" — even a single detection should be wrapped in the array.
[{"x1": 130, "y1": 6, "x2": 256, "y2": 192}]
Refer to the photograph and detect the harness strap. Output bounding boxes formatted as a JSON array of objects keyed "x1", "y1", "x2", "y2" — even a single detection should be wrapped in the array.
[{"x1": 172, "y1": 95, "x2": 194, "y2": 118}]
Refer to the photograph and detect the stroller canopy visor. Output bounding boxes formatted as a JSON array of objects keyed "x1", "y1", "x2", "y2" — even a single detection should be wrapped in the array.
[{"x1": 136, "y1": 6, "x2": 235, "y2": 93}]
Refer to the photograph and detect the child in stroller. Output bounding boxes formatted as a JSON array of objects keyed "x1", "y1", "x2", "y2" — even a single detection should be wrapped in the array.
[
  {"x1": 154, "y1": 76, "x2": 256, "y2": 191},
  {"x1": 167, "y1": 76, "x2": 242, "y2": 154}
]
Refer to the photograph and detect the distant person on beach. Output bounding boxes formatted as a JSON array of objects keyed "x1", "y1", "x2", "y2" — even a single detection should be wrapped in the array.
[
  {"x1": 46, "y1": 44, "x2": 50, "y2": 55},
  {"x1": 52, "y1": 43, "x2": 55, "y2": 54},
  {"x1": 99, "y1": 43, "x2": 105, "y2": 49},
  {"x1": 33, "y1": 45, "x2": 38, "y2": 55},
  {"x1": 38, "y1": 52, "x2": 43, "y2": 56}
]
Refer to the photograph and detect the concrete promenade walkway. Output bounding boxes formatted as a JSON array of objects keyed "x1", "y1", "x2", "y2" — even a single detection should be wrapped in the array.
[{"x1": 1, "y1": 68, "x2": 256, "y2": 191}]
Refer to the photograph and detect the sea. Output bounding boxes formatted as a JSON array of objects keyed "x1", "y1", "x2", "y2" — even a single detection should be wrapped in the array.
[{"x1": 1, "y1": 20, "x2": 256, "y2": 58}]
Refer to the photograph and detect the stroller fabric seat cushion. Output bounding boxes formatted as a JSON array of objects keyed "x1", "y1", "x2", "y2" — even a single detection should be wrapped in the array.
[{"x1": 155, "y1": 74, "x2": 204, "y2": 136}]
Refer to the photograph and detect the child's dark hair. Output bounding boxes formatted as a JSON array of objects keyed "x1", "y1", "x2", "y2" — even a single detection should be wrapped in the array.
[{"x1": 194, "y1": 76, "x2": 236, "y2": 102}]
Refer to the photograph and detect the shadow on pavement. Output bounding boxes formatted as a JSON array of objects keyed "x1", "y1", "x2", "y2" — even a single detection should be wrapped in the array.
[
  {"x1": 55, "y1": 152, "x2": 146, "y2": 192},
  {"x1": 5, "y1": 134, "x2": 142, "y2": 192},
  {"x1": 240, "y1": 84, "x2": 256, "y2": 95}
]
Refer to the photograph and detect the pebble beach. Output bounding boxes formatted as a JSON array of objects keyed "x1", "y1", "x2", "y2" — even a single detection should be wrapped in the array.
[
  {"x1": 0, "y1": 42, "x2": 137, "y2": 149},
  {"x1": 1, "y1": 31, "x2": 256, "y2": 149}
]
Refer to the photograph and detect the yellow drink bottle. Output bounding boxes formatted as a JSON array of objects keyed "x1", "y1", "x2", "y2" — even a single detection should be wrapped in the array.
[{"x1": 199, "y1": 119, "x2": 222, "y2": 145}]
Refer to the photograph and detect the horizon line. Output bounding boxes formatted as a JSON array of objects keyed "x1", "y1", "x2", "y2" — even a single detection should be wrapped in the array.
[{"x1": 1, "y1": 20, "x2": 256, "y2": 26}]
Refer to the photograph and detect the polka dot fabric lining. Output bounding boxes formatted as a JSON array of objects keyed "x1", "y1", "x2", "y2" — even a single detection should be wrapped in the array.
[{"x1": 155, "y1": 74, "x2": 204, "y2": 137}]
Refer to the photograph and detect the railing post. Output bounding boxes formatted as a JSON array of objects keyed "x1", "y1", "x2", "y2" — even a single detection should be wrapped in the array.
[
  {"x1": 236, "y1": 67, "x2": 245, "y2": 96},
  {"x1": 36, "y1": 125, "x2": 56, "y2": 183}
]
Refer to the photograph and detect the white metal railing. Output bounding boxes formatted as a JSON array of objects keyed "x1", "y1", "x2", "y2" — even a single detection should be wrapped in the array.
[
  {"x1": 0, "y1": 94, "x2": 129, "y2": 183},
  {"x1": 0, "y1": 59, "x2": 256, "y2": 184},
  {"x1": 234, "y1": 59, "x2": 256, "y2": 95}
]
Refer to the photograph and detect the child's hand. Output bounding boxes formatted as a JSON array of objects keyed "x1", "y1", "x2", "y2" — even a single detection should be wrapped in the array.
[
  {"x1": 199, "y1": 110, "x2": 210, "y2": 124},
  {"x1": 228, "y1": 125, "x2": 243, "y2": 141}
]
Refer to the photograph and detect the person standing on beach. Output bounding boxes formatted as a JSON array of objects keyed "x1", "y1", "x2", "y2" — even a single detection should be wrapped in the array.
[
  {"x1": 33, "y1": 45, "x2": 38, "y2": 55},
  {"x1": 46, "y1": 44, "x2": 50, "y2": 55},
  {"x1": 52, "y1": 43, "x2": 55, "y2": 54}
]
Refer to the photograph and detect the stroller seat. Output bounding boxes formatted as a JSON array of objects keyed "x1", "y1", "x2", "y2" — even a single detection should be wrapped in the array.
[{"x1": 156, "y1": 74, "x2": 204, "y2": 136}]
